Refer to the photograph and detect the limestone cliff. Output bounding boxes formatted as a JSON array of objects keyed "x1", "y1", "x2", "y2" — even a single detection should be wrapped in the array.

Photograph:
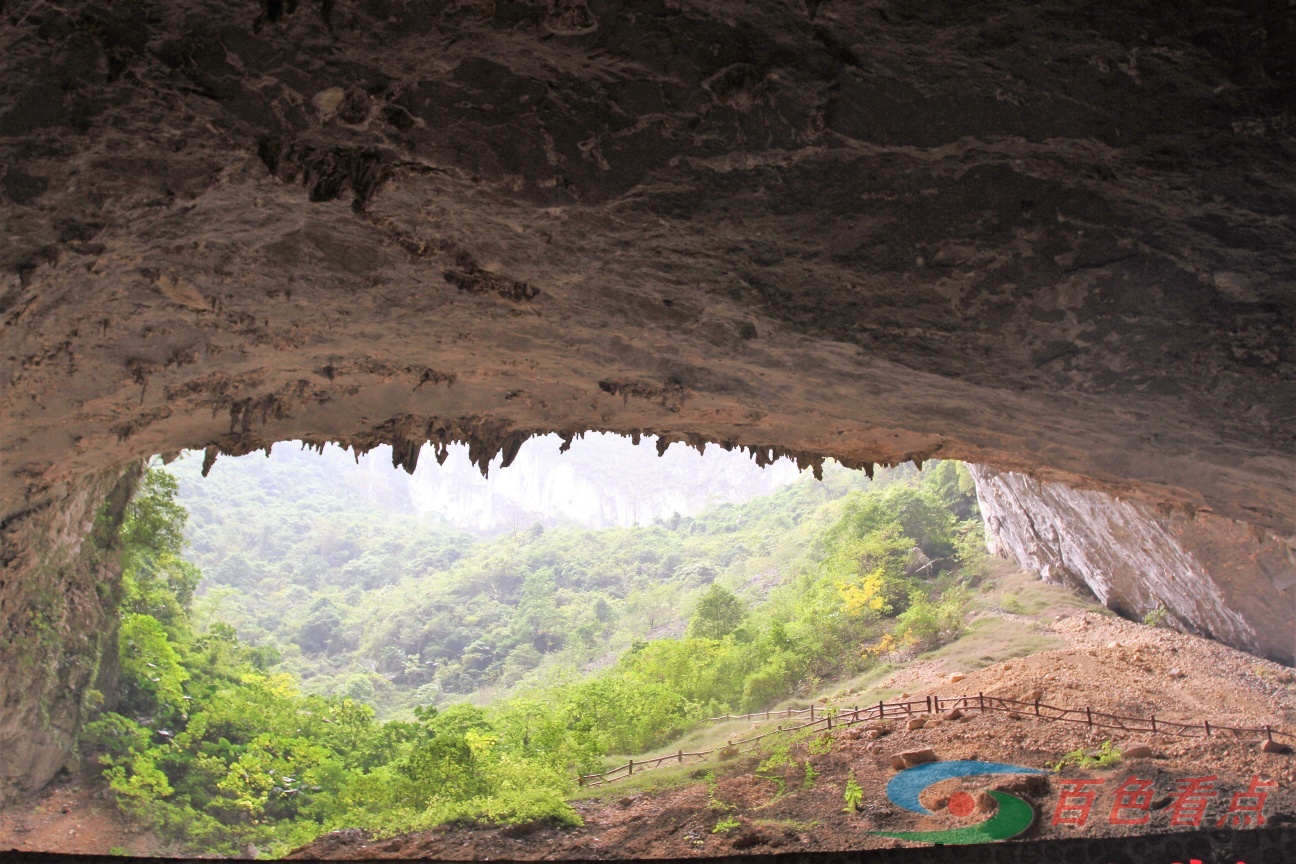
[
  {"x1": 0, "y1": 466, "x2": 139, "y2": 806},
  {"x1": 969, "y1": 465, "x2": 1295, "y2": 666}
]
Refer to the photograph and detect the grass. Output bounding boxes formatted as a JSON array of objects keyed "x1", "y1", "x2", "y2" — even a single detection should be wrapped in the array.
[
  {"x1": 1050, "y1": 740, "x2": 1122, "y2": 771},
  {"x1": 921, "y1": 617, "x2": 1066, "y2": 669}
]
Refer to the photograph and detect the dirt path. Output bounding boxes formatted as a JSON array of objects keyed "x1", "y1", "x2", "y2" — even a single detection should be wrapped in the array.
[{"x1": 0, "y1": 771, "x2": 162, "y2": 857}]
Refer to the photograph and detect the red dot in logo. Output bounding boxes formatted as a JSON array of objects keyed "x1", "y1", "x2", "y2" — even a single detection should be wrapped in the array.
[{"x1": 947, "y1": 791, "x2": 976, "y2": 817}]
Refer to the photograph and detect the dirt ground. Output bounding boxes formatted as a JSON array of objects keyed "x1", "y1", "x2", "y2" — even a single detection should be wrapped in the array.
[
  {"x1": 0, "y1": 767, "x2": 162, "y2": 857},
  {"x1": 291, "y1": 611, "x2": 1296, "y2": 860}
]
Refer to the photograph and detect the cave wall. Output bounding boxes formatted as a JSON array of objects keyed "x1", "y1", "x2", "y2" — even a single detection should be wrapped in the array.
[
  {"x1": 0, "y1": 465, "x2": 138, "y2": 806},
  {"x1": 970, "y1": 464, "x2": 1295, "y2": 666},
  {"x1": 1, "y1": 0, "x2": 1294, "y2": 799},
  {"x1": 1, "y1": 0, "x2": 1292, "y2": 537}
]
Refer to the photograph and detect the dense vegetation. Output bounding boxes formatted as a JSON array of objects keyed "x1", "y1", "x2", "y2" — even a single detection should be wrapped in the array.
[{"x1": 83, "y1": 456, "x2": 988, "y2": 856}]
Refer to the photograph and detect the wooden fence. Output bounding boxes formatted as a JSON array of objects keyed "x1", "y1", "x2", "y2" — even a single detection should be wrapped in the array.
[{"x1": 576, "y1": 693, "x2": 1295, "y2": 787}]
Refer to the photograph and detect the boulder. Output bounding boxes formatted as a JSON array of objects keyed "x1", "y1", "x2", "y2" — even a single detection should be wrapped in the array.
[
  {"x1": 942, "y1": 708, "x2": 964, "y2": 721},
  {"x1": 907, "y1": 717, "x2": 927, "y2": 730},
  {"x1": 1123, "y1": 745, "x2": 1155, "y2": 759},
  {"x1": 898, "y1": 748, "x2": 939, "y2": 768},
  {"x1": 1261, "y1": 740, "x2": 1293, "y2": 755}
]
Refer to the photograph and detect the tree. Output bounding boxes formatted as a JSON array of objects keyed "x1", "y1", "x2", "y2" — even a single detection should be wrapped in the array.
[{"x1": 687, "y1": 584, "x2": 746, "y2": 640}]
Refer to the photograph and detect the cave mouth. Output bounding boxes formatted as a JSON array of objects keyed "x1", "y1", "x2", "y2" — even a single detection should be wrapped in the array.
[{"x1": 5, "y1": 435, "x2": 1291, "y2": 860}]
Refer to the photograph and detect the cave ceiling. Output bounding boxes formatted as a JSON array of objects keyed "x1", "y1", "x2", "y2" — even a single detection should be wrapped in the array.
[{"x1": 1, "y1": 0, "x2": 1293, "y2": 538}]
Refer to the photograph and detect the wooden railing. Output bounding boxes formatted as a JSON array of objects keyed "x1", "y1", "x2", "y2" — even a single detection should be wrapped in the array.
[{"x1": 576, "y1": 693, "x2": 1295, "y2": 787}]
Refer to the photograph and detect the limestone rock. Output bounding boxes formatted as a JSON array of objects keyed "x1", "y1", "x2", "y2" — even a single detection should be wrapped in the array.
[
  {"x1": 1123, "y1": 745, "x2": 1155, "y2": 760},
  {"x1": 971, "y1": 467, "x2": 1295, "y2": 665},
  {"x1": 907, "y1": 718, "x2": 927, "y2": 731}
]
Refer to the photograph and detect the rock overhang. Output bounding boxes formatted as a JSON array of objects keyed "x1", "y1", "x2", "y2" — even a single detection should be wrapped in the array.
[{"x1": 1, "y1": 0, "x2": 1293, "y2": 535}]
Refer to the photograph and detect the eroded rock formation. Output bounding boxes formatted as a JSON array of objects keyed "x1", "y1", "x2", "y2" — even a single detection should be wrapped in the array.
[
  {"x1": 970, "y1": 465, "x2": 1295, "y2": 666},
  {"x1": 1, "y1": 0, "x2": 1294, "y2": 803},
  {"x1": 0, "y1": 467, "x2": 137, "y2": 806}
]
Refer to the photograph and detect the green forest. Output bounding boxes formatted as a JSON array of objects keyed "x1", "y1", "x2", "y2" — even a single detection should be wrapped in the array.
[{"x1": 82, "y1": 455, "x2": 990, "y2": 856}]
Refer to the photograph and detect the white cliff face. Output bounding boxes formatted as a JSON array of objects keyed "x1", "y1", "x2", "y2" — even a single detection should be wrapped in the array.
[
  {"x1": 402, "y1": 433, "x2": 802, "y2": 531},
  {"x1": 969, "y1": 465, "x2": 1295, "y2": 666}
]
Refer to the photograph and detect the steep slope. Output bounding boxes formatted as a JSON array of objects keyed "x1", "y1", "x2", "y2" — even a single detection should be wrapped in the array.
[{"x1": 290, "y1": 604, "x2": 1296, "y2": 859}]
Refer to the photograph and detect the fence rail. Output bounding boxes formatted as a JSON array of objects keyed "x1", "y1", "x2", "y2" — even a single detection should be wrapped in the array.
[{"x1": 576, "y1": 693, "x2": 1294, "y2": 787}]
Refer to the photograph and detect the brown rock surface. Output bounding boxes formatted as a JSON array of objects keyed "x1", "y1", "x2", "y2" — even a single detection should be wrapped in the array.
[
  {"x1": 2, "y1": 0, "x2": 1294, "y2": 806},
  {"x1": 1, "y1": 0, "x2": 1294, "y2": 531},
  {"x1": 898, "y1": 748, "x2": 938, "y2": 768}
]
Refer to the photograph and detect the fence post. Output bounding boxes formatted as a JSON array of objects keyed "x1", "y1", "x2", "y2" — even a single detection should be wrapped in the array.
[
  {"x1": 1266, "y1": 725, "x2": 1274, "y2": 743},
  {"x1": 1150, "y1": 715, "x2": 1157, "y2": 733},
  {"x1": 1086, "y1": 706, "x2": 1093, "y2": 728},
  {"x1": 926, "y1": 695, "x2": 932, "y2": 714},
  {"x1": 766, "y1": 709, "x2": 770, "y2": 721},
  {"x1": 810, "y1": 704, "x2": 815, "y2": 722},
  {"x1": 678, "y1": 749, "x2": 684, "y2": 763},
  {"x1": 1204, "y1": 721, "x2": 1211, "y2": 738},
  {"x1": 978, "y1": 692, "x2": 985, "y2": 713},
  {"x1": 578, "y1": 776, "x2": 585, "y2": 787},
  {"x1": 827, "y1": 712, "x2": 833, "y2": 730},
  {"x1": 1034, "y1": 697, "x2": 1041, "y2": 717},
  {"x1": 878, "y1": 700, "x2": 884, "y2": 720}
]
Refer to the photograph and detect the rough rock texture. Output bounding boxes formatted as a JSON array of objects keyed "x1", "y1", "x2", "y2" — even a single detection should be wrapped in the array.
[
  {"x1": 2, "y1": 0, "x2": 1294, "y2": 532},
  {"x1": 0, "y1": 466, "x2": 138, "y2": 806},
  {"x1": 970, "y1": 464, "x2": 1295, "y2": 666},
  {"x1": 2, "y1": 0, "x2": 1295, "y2": 800}
]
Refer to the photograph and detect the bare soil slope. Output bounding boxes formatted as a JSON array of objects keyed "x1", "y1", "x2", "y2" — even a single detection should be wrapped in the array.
[
  {"x1": 292, "y1": 610, "x2": 1296, "y2": 860},
  {"x1": 0, "y1": 769, "x2": 162, "y2": 857}
]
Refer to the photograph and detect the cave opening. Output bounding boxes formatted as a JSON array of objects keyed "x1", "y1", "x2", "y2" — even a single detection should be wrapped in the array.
[{"x1": 2, "y1": 435, "x2": 1292, "y2": 859}]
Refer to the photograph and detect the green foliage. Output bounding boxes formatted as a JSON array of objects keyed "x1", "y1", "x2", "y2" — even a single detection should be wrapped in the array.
[
  {"x1": 1050, "y1": 740, "x2": 1122, "y2": 772},
  {"x1": 801, "y1": 761, "x2": 817, "y2": 789},
  {"x1": 687, "y1": 584, "x2": 746, "y2": 640},
  {"x1": 1142, "y1": 606, "x2": 1168, "y2": 627},
  {"x1": 713, "y1": 816, "x2": 741, "y2": 833},
  {"x1": 842, "y1": 774, "x2": 863, "y2": 812},
  {"x1": 893, "y1": 586, "x2": 971, "y2": 652},
  {"x1": 86, "y1": 459, "x2": 987, "y2": 855},
  {"x1": 806, "y1": 734, "x2": 833, "y2": 756}
]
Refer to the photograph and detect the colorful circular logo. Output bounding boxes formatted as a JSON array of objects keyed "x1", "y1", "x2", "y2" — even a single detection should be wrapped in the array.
[{"x1": 871, "y1": 760, "x2": 1048, "y2": 844}]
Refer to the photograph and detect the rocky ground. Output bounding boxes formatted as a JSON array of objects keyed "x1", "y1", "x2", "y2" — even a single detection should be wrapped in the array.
[
  {"x1": 0, "y1": 767, "x2": 162, "y2": 857},
  {"x1": 291, "y1": 610, "x2": 1296, "y2": 860}
]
